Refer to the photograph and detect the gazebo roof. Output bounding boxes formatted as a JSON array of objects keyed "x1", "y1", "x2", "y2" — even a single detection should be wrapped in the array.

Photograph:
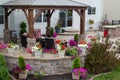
[{"x1": 1, "y1": 0, "x2": 88, "y2": 9}]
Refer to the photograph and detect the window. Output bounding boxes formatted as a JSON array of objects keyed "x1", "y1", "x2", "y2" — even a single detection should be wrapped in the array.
[
  {"x1": 35, "y1": 10, "x2": 47, "y2": 22},
  {"x1": 0, "y1": 6, "x2": 4, "y2": 24},
  {"x1": 59, "y1": 10, "x2": 73, "y2": 27},
  {"x1": 88, "y1": 7, "x2": 96, "y2": 15}
]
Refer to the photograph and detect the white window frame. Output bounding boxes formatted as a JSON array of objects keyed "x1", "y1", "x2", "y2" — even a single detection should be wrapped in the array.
[
  {"x1": 35, "y1": 10, "x2": 47, "y2": 22},
  {"x1": 59, "y1": 10, "x2": 73, "y2": 27},
  {"x1": 88, "y1": 7, "x2": 96, "y2": 15}
]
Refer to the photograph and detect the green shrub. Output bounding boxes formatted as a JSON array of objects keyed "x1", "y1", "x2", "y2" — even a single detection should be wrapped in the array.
[
  {"x1": 18, "y1": 56, "x2": 26, "y2": 71},
  {"x1": 0, "y1": 53, "x2": 7, "y2": 67},
  {"x1": 72, "y1": 57, "x2": 81, "y2": 69},
  {"x1": 61, "y1": 29, "x2": 65, "y2": 33},
  {"x1": 20, "y1": 21, "x2": 27, "y2": 35},
  {"x1": 84, "y1": 41, "x2": 120, "y2": 74},
  {"x1": 65, "y1": 47, "x2": 78, "y2": 56},
  {"x1": 70, "y1": 47, "x2": 78, "y2": 56},
  {"x1": 50, "y1": 27, "x2": 54, "y2": 36},
  {"x1": 74, "y1": 34, "x2": 79, "y2": 42},
  {"x1": 0, "y1": 66, "x2": 9, "y2": 80}
]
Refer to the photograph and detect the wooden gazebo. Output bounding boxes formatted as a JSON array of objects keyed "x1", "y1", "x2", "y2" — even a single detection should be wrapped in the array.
[{"x1": 1, "y1": 0, "x2": 88, "y2": 43}]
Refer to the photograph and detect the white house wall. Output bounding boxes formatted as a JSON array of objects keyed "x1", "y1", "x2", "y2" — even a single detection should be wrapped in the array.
[
  {"x1": 75, "y1": 0, "x2": 103, "y2": 31},
  {"x1": 103, "y1": 0, "x2": 120, "y2": 21}
]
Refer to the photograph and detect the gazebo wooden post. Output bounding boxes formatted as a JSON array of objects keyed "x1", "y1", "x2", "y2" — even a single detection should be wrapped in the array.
[
  {"x1": 79, "y1": 9, "x2": 86, "y2": 40},
  {"x1": 28, "y1": 9, "x2": 34, "y2": 38},
  {"x1": 27, "y1": 8, "x2": 36, "y2": 48},
  {"x1": 4, "y1": 8, "x2": 10, "y2": 43},
  {"x1": 80, "y1": 10, "x2": 85, "y2": 34},
  {"x1": 46, "y1": 9, "x2": 51, "y2": 36},
  {"x1": 74, "y1": 9, "x2": 86, "y2": 40}
]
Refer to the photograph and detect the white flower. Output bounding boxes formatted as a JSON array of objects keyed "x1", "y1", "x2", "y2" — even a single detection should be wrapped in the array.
[
  {"x1": 56, "y1": 44, "x2": 61, "y2": 50},
  {"x1": 78, "y1": 44, "x2": 88, "y2": 48},
  {"x1": 32, "y1": 46, "x2": 40, "y2": 52}
]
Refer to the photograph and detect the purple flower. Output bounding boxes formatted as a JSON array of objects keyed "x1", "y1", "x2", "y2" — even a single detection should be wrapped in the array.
[
  {"x1": 77, "y1": 47, "x2": 82, "y2": 54},
  {"x1": 42, "y1": 49, "x2": 49, "y2": 53},
  {"x1": 87, "y1": 42, "x2": 92, "y2": 49},
  {"x1": 53, "y1": 33, "x2": 57, "y2": 38},
  {"x1": 69, "y1": 39, "x2": 77, "y2": 46},
  {"x1": 26, "y1": 64, "x2": 32, "y2": 71}
]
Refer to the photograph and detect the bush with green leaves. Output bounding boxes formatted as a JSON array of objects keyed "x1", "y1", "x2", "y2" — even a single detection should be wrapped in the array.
[
  {"x1": 72, "y1": 57, "x2": 81, "y2": 69},
  {"x1": 0, "y1": 54, "x2": 9, "y2": 80},
  {"x1": 0, "y1": 66, "x2": 9, "y2": 80},
  {"x1": 74, "y1": 34, "x2": 79, "y2": 43},
  {"x1": 0, "y1": 53, "x2": 7, "y2": 67},
  {"x1": 50, "y1": 27, "x2": 54, "y2": 36},
  {"x1": 18, "y1": 56, "x2": 26, "y2": 71},
  {"x1": 20, "y1": 21, "x2": 27, "y2": 35},
  {"x1": 84, "y1": 40, "x2": 120, "y2": 74}
]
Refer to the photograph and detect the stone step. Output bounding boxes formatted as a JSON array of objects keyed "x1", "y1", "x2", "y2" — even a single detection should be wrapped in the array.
[
  {"x1": 64, "y1": 29, "x2": 79, "y2": 33},
  {"x1": 58, "y1": 32, "x2": 79, "y2": 36}
]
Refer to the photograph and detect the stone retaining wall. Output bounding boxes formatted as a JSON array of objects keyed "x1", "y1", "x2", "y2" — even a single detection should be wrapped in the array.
[{"x1": 4, "y1": 54, "x2": 86, "y2": 75}]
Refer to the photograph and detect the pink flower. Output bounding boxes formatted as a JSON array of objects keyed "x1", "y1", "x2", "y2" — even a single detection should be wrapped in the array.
[
  {"x1": 0, "y1": 43, "x2": 7, "y2": 49},
  {"x1": 26, "y1": 48, "x2": 33, "y2": 54},
  {"x1": 26, "y1": 64, "x2": 32, "y2": 71},
  {"x1": 53, "y1": 33, "x2": 57, "y2": 38},
  {"x1": 72, "y1": 67, "x2": 88, "y2": 78}
]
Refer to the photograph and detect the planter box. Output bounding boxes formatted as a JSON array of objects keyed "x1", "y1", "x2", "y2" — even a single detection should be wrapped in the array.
[
  {"x1": 59, "y1": 50, "x2": 65, "y2": 58},
  {"x1": 35, "y1": 51, "x2": 42, "y2": 58},
  {"x1": 19, "y1": 70, "x2": 28, "y2": 79},
  {"x1": 72, "y1": 72, "x2": 80, "y2": 80}
]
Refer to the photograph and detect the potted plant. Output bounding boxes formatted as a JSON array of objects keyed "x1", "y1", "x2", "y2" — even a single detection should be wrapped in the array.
[
  {"x1": 89, "y1": 19, "x2": 94, "y2": 31},
  {"x1": 18, "y1": 56, "x2": 28, "y2": 79},
  {"x1": 19, "y1": 21, "x2": 27, "y2": 48},
  {"x1": 72, "y1": 57, "x2": 81, "y2": 79},
  {"x1": 15, "y1": 56, "x2": 32, "y2": 79},
  {"x1": 20, "y1": 21, "x2": 27, "y2": 35},
  {"x1": 61, "y1": 29, "x2": 65, "y2": 33},
  {"x1": 55, "y1": 20, "x2": 61, "y2": 33},
  {"x1": 72, "y1": 57, "x2": 88, "y2": 79},
  {"x1": 70, "y1": 47, "x2": 78, "y2": 58}
]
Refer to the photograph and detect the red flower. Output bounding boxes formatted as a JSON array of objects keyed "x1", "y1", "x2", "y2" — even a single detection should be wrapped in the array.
[
  {"x1": 55, "y1": 40, "x2": 61, "y2": 44},
  {"x1": 61, "y1": 45, "x2": 66, "y2": 50}
]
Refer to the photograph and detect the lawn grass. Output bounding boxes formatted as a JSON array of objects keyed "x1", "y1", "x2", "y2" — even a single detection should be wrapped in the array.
[
  {"x1": 93, "y1": 66, "x2": 120, "y2": 80},
  {"x1": 8, "y1": 76, "x2": 13, "y2": 80}
]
